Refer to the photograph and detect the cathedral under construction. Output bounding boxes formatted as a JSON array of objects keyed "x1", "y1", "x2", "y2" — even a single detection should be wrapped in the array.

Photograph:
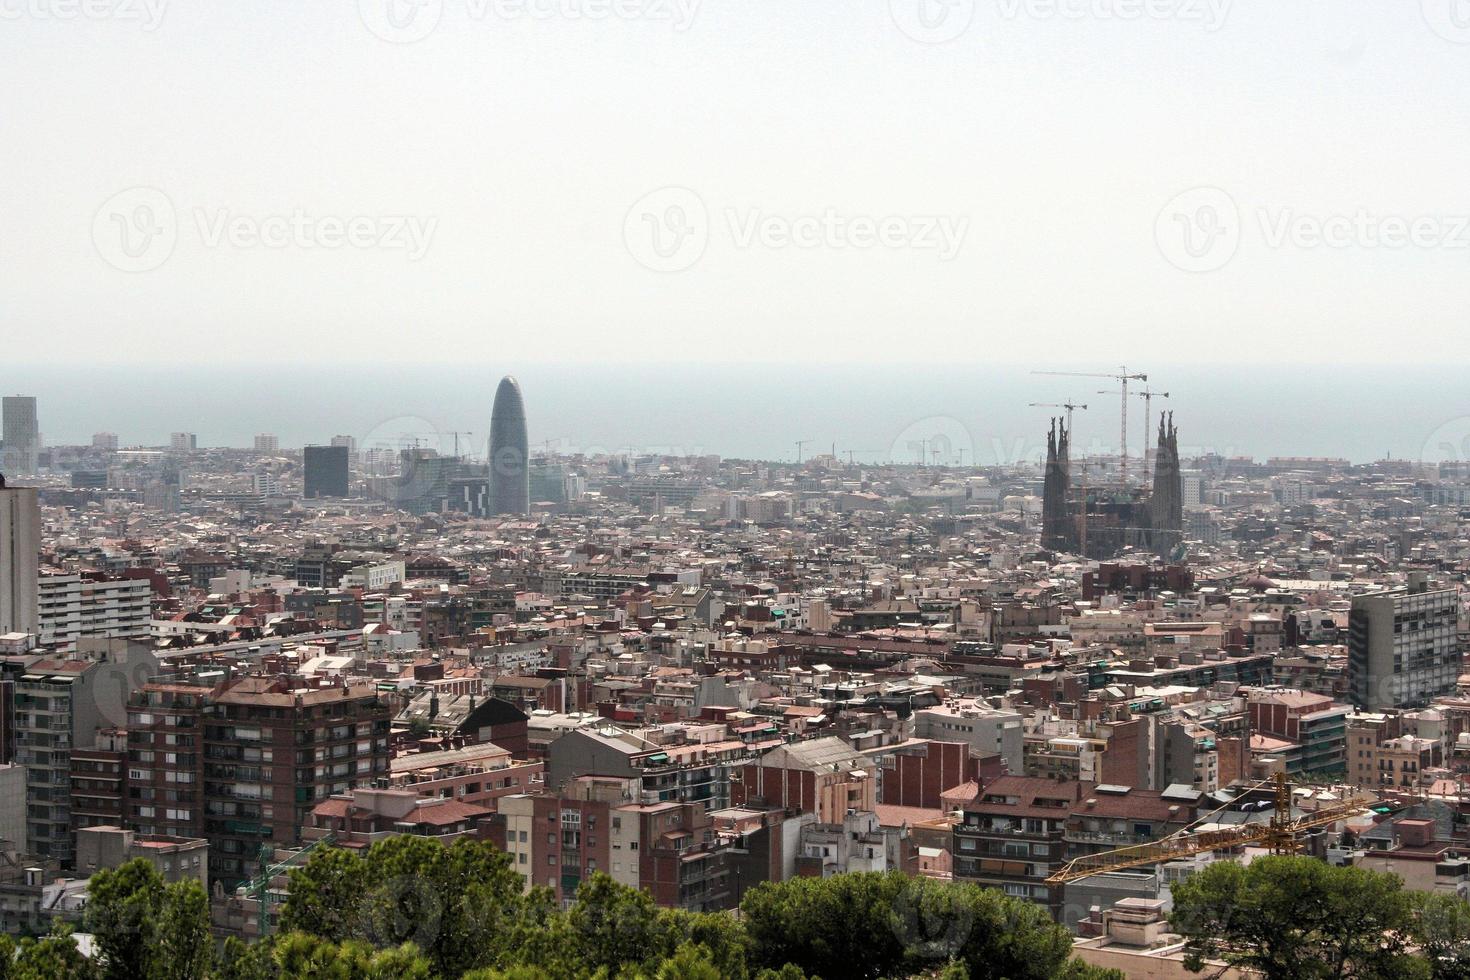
[{"x1": 1041, "y1": 413, "x2": 1184, "y2": 559}]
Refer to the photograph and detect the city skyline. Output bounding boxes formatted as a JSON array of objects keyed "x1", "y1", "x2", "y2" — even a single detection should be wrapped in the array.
[
  {"x1": 6, "y1": 4, "x2": 1470, "y2": 970},
  {"x1": 3, "y1": 360, "x2": 1470, "y2": 467}
]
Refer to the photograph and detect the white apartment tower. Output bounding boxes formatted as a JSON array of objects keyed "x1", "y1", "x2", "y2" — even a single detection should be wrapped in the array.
[{"x1": 1349, "y1": 573, "x2": 1461, "y2": 710}]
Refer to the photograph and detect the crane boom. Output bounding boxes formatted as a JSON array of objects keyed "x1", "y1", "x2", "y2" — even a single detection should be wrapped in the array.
[
  {"x1": 1046, "y1": 773, "x2": 1372, "y2": 885},
  {"x1": 252, "y1": 832, "x2": 336, "y2": 937},
  {"x1": 1029, "y1": 402, "x2": 1089, "y2": 433},
  {"x1": 1034, "y1": 367, "x2": 1146, "y2": 485}
]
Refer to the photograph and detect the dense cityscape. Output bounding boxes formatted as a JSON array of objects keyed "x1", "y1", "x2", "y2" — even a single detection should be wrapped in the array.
[
  {"x1": 2, "y1": 372, "x2": 1470, "y2": 977},
  {"x1": 8, "y1": 1, "x2": 1470, "y2": 973}
]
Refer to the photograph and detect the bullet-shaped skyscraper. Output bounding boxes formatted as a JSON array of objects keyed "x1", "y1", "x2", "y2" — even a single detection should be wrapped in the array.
[{"x1": 488, "y1": 376, "x2": 530, "y2": 516}]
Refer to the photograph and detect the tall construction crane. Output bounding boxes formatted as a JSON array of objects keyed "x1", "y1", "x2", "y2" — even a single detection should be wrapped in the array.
[
  {"x1": 446, "y1": 431, "x2": 474, "y2": 459},
  {"x1": 1029, "y1": 401, "x2": 1089, "y2": 433},
  {"x1": 795, "y1": 440, "x2": 812, "y2": 463},
  {"x1": 1033, "y1": 367, "x2": 1147, "y2": 485},
  {"x1": 1046, "y1": 773, "x2": 1372, "y2": 886},
  {"x1": 1131, "y1": 389, "x2": 1169, "y2": 481},
  {"x1": 251, "y1": 832, "x2": 336, "y2": 937},
  {"x1": 1096, "y1": 387, "x2": 1171, "y2": 482}
]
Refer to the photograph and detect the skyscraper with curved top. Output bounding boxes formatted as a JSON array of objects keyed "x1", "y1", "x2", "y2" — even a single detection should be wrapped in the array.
[{"x1": 488, "y1": 375, "x2": 530, "y2": 516}]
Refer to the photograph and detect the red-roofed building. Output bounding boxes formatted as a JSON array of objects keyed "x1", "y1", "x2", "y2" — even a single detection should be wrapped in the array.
[{"x1": 305, "y1": 788, "x2": 492, "y2": 846}]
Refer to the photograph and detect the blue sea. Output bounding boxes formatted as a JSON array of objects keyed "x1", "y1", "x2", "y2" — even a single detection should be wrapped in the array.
[{"x1": 8, "y1": 362, "x2": 1466, "y2": 467}]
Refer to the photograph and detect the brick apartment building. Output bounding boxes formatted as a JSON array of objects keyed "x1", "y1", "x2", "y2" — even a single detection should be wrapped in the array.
[{"x1": 112, "y1": 676, "x2": 391, "y2": 887}]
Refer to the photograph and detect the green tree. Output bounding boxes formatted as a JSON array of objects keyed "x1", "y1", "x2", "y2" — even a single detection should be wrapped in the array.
[
  {"x1": 740, "y1": 870, "x2": 1075, "y2": 980},
  {"x1": 663, "y1": 909, "x2": 753, "y2": 980},
  {"x1": 460, "y1": 967, "x2": 556, "y2": 980},
  {"x1": 269, "y1": 932, "x2": 433, "y2": 979},
  {"x1": 282, "y1": 835, "x2": 528, "y2": 977},
  {"x1": 155, "y1": 879, "x2": 212, "y2": 980},
  {"x1": 1170, "y1": 855, "x2": 1425, "y2": 979},
  {"x1": 563, "y1": 873, "x2": 677, "y2": 975},
  {"x1": 214, "y1": 936, "x2": 278, "y2": 980},
  {"x1": 12, "y1": 921, "x2": 97, "y2": 980},
  {"x1": 84, "y1": 857, "x2": 165, "y2": 979},
  {"x1": 751, "y1": 967, "x2": 810, "y2": 980},
  {"x1": 81, "y1": 859, "x2": 218, "y2": 980},
  {"x1": 741, "y1": 870, "x2": 907, "y2": 978},
  {"x1": 279, "y1": 846, "x2": 369, "y2": 943},
  {"x1": 652, "y1": 943, "x2": 725, "y2": 980},
  {"x1": 1052, "y1": 960, "x2": 1128, "y2": 980},
  {"x1": 1413, "y1": 893, "x2": 1470, "y2": 980}
]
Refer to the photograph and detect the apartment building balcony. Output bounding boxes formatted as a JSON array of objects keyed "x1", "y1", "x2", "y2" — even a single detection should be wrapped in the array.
[{"x1": 1064, "y1": 829, "x2": 1156, "y2": 848}]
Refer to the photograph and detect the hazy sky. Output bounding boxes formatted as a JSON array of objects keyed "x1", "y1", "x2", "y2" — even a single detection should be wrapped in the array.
[{"x1": 4, "y1": 1, "x2": 1469, "y2": 365}]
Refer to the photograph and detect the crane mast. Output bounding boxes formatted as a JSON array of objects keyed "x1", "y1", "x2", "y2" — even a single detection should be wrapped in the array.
[{"x1": 1033, "y1": 367, "x2": 1147, "y2": 485}]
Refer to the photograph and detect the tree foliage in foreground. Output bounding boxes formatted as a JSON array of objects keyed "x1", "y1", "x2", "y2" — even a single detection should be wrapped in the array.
[
  {"x1": 1170, "y1": 854, "x2": 1431, "y2": 979},
  {"x1": 68, "y1": 843, "x2": 1470, "y2": 979}
]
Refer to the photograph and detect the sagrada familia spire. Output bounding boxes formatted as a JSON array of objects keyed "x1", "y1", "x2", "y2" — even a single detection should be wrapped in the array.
[
  {"x1": 1042, "y1": 418, "x2": 1077, "y2": 552},
  {"x1": 1148, "y1": 412, "x2": 1183, "y2": 556},
  {"x1": 1039, "y1": 412, "x2": 1184, "y2": 559}
]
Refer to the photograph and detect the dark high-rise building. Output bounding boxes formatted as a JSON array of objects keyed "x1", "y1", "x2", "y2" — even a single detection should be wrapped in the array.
[
  {"x1": 530, "y1": 461, "x2": 567, "y2": 505},
  {"x1": 489, "y1": 375, "x2": 530, "y2": 516},
  {"x1": 2, "y1": 396, "x2": 39, "y2": 475},
  {"x1": 304, "y1": 445, "x2": 350, "y2": 498}
]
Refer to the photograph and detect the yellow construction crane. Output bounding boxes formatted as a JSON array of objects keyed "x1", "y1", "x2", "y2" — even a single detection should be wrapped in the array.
[{"x1": 1047, "y1": 773, "x2": 1373, "y2": 885}]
